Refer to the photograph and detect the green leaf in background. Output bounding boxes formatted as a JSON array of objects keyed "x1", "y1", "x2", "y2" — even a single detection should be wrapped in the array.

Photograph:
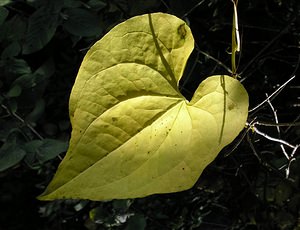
[
  {"x1": 62, "y1": 8, "x2": 103, "y2": 37},
  {"x1": 10, "y1": 59, "x2": 55, "y2": 107},
  {"x1": 1, "y1": 41, "x2": 21, "y2": 58},
  {"x1": 0, "y1": 58, "x2": 31, "y2": 77},
  {"x1": 0, "y1": 120, "x2": 19, "y2": 141},
  {"x1": 87, "y1": 0, "x2": 107, "y2": 10},
  {"x1": 37, "y1": 139, "x2": 68, "y2": 163},
  {"x1": 0, "y1": 6, "x2": 8, "y2": 25},
  {"x1": 22, "y1": 2, "x2": 62, "y2": 54},
  {"x1": 34, "y1": 58, "x2": 56, "y2": 79},
  {"x1": 25, "y1": 99, "x2": 46, "y2": 123},
  {"x1": 23, "y1": 140, "x2": 44, "y2": 167},
  {"x1": 128, "y1": 0, "x2": 160, "y2": 15},
  {"x1": 0, "y1": 0, "x2": 11, "y2": 7},
  {"x1": 63, "y1": 0, "x2": 82, "y2": 8},
  {"x1": 125, "y1": 214, "x2": 147, "y2": 230},
  {"x1": 0, "y1": 137, "x2": 26, "y2": 172},
  {"x1": 39, "y1": 13, "x2": 249, "y2": 201},
  {"x1": 6, "y1": 84, "x2": 22, "y2": 98},
  {"x1": 24, "y1": 139, "x2": 68, "y2": 166},
  {"x1": 0, "y1": 15, "x2": 27, "y2": 43},
  {"x1": 7, "y1": 99, "x2": 17, "y2": 113}
]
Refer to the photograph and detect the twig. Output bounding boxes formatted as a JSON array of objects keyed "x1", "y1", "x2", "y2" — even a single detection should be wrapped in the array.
[
  {"x1": 253, "y1": 121, "x2": 300, "y2": 127},
  {"x1": 181, "y1": 0, "x2": 206, "y2": 18},
  {"x1": 159, "y1": 0, "x2": 170, "y2": 11},
  {"x1": 285, "y1": 145, "x2": 299, "y2": 178},
  {"x1": 285, "y1": 158, "x2": 296, "y2": 179},
  {"x1": 290, "y1": 145, "x2": 299, "y2": 159},
  {"x1": 196, "y1": 47, "x2": 232, "y2": 74},
  {"x1": 249, "y1": 75, "x2": 295, "y2": 112},
  {"x1": 284, "y1": 114, "x2": 300, "y2": 133},
  {"x1": 1, "y1": 104, "x2": 44, "y2": 140},
  {"x1": 239, "y1": 22, "x2": 291, "y2": 77},
  {"x1": 247, "y1": 123, "x2": 296, "y2": 150},
  {"x1": 224, "y1": 128, "x2": 249, "y2": 157},
  {"x1": 266, "y1": 94, "x2": 288, "y2": 161},
  {"x1": 247, "y1": 133, "x2": 261, "y2": 162},
  {"x1": 180, "y1": 49, "x2": 200, "y2": 90}
]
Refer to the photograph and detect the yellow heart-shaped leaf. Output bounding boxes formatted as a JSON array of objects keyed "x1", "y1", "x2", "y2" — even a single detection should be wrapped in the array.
[{"x1": 39, "y1": 13, "x2": 248, "y2": 201}]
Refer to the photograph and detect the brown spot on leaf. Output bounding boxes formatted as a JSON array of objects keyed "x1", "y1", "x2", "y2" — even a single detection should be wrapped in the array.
[
  {"x1": 177, "y1": 24, "x2": 186, "y2": 39},
  {"x1": 228, "y1": 102, "x2": 235, "y2": 110}
]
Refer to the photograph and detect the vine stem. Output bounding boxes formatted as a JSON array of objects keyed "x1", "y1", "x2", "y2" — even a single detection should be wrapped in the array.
[{"x1": 231, "y1": 0, "x2": 240, "y2": 77}]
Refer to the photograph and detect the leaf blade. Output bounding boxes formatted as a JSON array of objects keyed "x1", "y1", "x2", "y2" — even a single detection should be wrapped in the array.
[
  {"x1": 39, "y1": 13, "x2": 248, "y2": 201},
  {"x1": 69, "y1": 13, "x2": 194, "y2": 120}
]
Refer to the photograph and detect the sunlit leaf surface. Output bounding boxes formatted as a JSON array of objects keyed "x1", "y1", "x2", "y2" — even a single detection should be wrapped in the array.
[{"x1": 39, "y1": 13, "x2": 248, "y2": 201}]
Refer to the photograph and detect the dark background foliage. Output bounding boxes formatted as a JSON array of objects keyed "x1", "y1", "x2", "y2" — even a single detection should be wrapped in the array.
[{"x1": 0, "y1": 0, "x2": 299, "y2": 229}]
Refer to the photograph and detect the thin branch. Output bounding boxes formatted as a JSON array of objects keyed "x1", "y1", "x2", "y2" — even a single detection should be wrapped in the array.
[
  {"x1": 159, "y1": 0, "x2": 170, "y2": 11},
  {"x1": 253, "y1": 121, "x2": 300, "y2": 127},
  {"x1": 284, "y1": 113, "x2": 300, "y2": 133},
  {"x1": 290, "y1": 145, "x2": 299, "y2": 158},
  {"x1": 196, "y1": 46, "x2": 232, "y2": 74},
  {"x1": 181, "y1": 0, "x2": 206, "y2": 18},
  {"x1": 266, "y1": 94, "x2": 288, "y2": 161},
  {"x1": 247, "y1": 133, "x2": 261, "y2": 162},
  {"x1": 286, "y1": 158, "x2": 296, "y2": 178},
  {"x1": 249, "y1": 75, "x2": 295, "y2": 112},
  {"x1": 285, "y1": 145, "x2": 299, "y2": 178},
  {"x1": 224, "y1": 128, "x2": 248, "y2": 157},
  {"x1": 239, "y1": 22, "x2": 291, "y2": 76},
  {"x1": 1, "y1": 104, "x2": 44, "y2": 140},
  {"x1": 250, "y1": 125, "x2": 296, "y2": 150}
]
